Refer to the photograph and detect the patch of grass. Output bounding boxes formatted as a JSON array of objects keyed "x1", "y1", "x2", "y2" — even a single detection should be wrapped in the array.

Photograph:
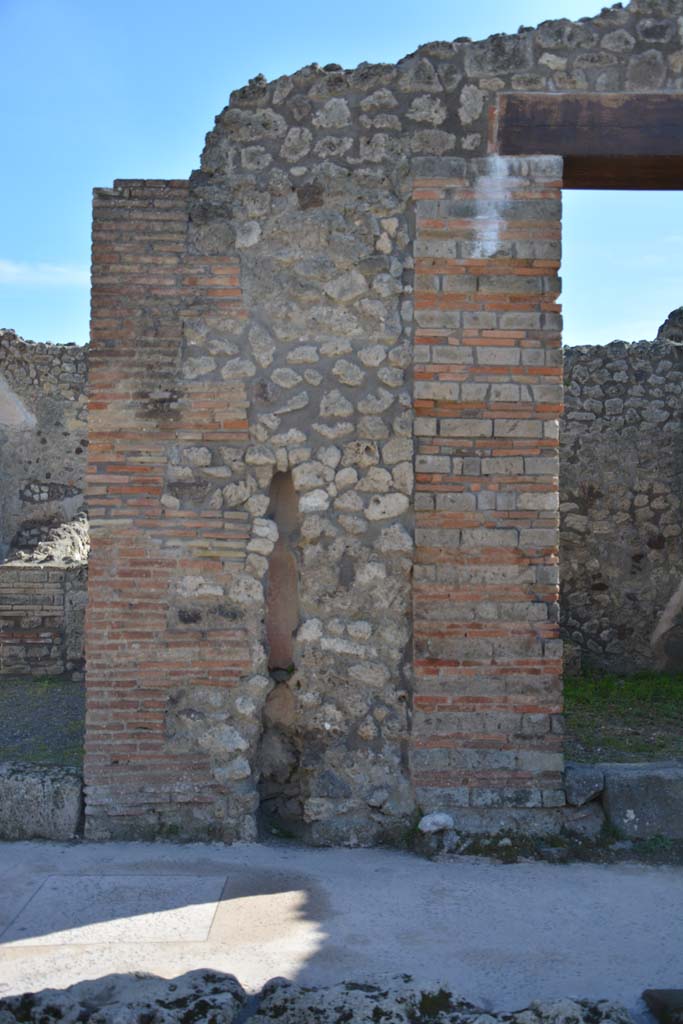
[
  {"x1": 599, "y1": 819, "x2": 624, "y2": 844},
  {"x1": 564, "y1": 670, "x2": 683, "y2": 763},
  {"x1": 637, "y1": 833, "x2": 677, "y2": 857}
]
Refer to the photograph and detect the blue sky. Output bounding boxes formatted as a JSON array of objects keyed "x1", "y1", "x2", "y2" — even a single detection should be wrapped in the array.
[{"x1": 1, "y1": 0, "x2": 681, "y2": 347}]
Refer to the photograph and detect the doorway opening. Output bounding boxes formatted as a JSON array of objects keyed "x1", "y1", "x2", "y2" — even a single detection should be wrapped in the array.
[{"x1": 560, "y1": 185, "x2": 683, "y2": 767}]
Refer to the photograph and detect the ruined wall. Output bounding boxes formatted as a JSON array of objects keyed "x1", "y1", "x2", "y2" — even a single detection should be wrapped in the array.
[
  {"x1": 86, "y1": 0, "x2": 683, "y2": 843},
  {"x1": 0, "y1": 329, "x2": 87, "y2": 558},
  {"x1": 0, "y1": 332, "x2": 88, "y2": 680},
  {"x1": 0, "y1": 564, "x2": 87, "y2": 681},
  {"x1": 0, "y1": 515, "x2": 89, "y2": 679},
  {"x1": 8, "y1": 326, "x2": 683, "y2": 685},
  {"x1": 561, "y1": 331, "x2": 683, "y2": 674}
]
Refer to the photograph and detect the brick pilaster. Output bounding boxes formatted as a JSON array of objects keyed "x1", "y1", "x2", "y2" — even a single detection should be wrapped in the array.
[
  {"x1": 411, "y1": 157, "x2": 565, "y2": 823},
  {"x1": 86, "y1": 180, "x2": 251, "y2": 838}
]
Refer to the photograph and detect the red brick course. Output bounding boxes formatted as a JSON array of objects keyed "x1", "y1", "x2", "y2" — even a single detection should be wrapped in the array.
[
  {"x1": 411, "y1": 158, "x2": 564, "y2": 815},
  {"x1": 86, "y1": 181, "x2": 252, "y2": 838}
]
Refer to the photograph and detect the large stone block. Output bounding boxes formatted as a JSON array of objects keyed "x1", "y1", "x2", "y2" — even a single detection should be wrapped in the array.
[
  {"x1": 602, "y1": 763, "x2": 683, "y2": 839},
  {"x1": 0, "y1": 762, "x2": 83, "y2": 840},
  {"x1": 565, "y1": 763, "x2": 604, "y2": 807}
]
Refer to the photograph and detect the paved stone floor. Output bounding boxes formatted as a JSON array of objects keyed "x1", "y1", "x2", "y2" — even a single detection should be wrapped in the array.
[{"x1": 0, "y1": 841, "x2": 681, "y2": 1018}]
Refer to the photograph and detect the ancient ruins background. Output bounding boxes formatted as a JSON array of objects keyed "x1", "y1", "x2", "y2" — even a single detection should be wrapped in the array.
[
  {"x1": 4, "y1": 324, "x2": 683, "y2": 683},
  {"x1": 2, "y1": 0, "x2": 683, "y2": 844}
]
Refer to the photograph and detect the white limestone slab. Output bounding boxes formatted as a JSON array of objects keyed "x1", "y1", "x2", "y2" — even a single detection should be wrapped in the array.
[{"x1": 1, "y1": 874, "x2": 225, "y2": 946}]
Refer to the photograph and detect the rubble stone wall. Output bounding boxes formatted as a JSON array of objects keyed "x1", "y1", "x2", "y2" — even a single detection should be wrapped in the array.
[
  {"x1": 0, "y1": 332, "x2": 88, "y2": 681},
  {"x1": 0, "y1": 329, "x2": 87, "y2": 559},
  {"x1": 561, "y1": 338, "x2": 683, "y2": 674},
  {"x1": 0, "y1": 563, "x2": 87, "y2": 680},
  {"x1": 8, "y1": 332, "x2": 682, "y2": 685},
  {"x1": 0, "y1": 516, "x2": 90, "y2": 680},
  {"x1": 85, "y1": 0, "x2": 683, "y2": 842}
]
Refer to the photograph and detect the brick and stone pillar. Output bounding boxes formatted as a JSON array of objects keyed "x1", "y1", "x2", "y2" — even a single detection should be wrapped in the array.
[
  {"x1": 411, "y1": 156, "x2": 565, "y2": 830},
  {"x1": 86, "y1": 180, "x2": 256, "y2": 841}
]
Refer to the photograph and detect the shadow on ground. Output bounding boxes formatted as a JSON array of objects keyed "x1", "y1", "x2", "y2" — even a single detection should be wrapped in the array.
[{"x1": 0, "y1": 840, "x2": 681, "y2": 1020}]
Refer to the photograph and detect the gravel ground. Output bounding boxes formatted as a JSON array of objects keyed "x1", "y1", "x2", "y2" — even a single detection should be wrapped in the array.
[
  {"x1": 564, "y1": 672, "x2": 683, "y2": 763},
  {"x1": 0, "y1": 677, "x2": 84, "y2": 766}
]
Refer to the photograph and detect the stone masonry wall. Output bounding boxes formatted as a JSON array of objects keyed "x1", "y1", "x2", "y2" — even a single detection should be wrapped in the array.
[
  {"x1": 7, "y1": 330, "x2": 681, "y2": 684},
  {"x1": 0, "y1": 329, "x2": 88, "y2": 558},
  {"x1": 6, "y1": 327, "x2": 680, "y2": 685},
  {"x1": 86, "y1": 0, "x2": 683, "y2": 842},
  {"x1": 0, "y1": 563, "x2": 87, "y2": 680},
  {"x1": 0, "y1": 331, "x2": 88, "y2": 680},
  {"x1": 561, "y1": 334, "x2": 683, "y2": 674},
  {"x1": 0, "y1": 515, "x2": 89, "y2": 680}
]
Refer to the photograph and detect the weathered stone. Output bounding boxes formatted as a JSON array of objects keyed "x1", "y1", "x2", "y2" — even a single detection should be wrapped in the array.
[
  {"x1": 643, "y1": 990, "x2": 683, "y2": 1024},
  {"x1": 251, "y1": 979, "x2": 635, "y2": 1024},
  {"x1": 223, "y1": 480, "x2": 254, "y2": 506},
  {"x1": 564, "y1": 763, "x2": 604, "y2": 807},
  {"x1": 0, "y1": 763, "x2": 82, "y2": 840},
  {"x1": 299, "y1": 489, "x2": 330, "y2": 513},
  {"x1": 335, "y1": 467, "x2": 358, "y2": 490},
  {"x1": 407, "y1": 95, "x2": 447, "y2": 124},
  {"x1": 320, "y1": 389, "x2": 354, "y2": 419},
  {"x1": 237, "y1": 218, "x2": 263, "y2": 246},
  {"x1": 287, "y1": 344, "x2": 319, "y2": 364},
  {"x1": 292, "y1": 461, "x2": 333, "y2": 491},
  {"x1": 397, "y1": 57, "x2": 442, "y2": 92},
  {"x1": 392, "y1": 461, "x2": 414, "y2": 495},
  {"x1": 359, "y1": 344, "x2": 387, "y2": 367},
  {"x1": 465, "y1": 33, "x2": 532, "y2": 74},
  {"x1": 318, "y1": 445, "x2": 342, "y2": 469},
  {"x1": 0, "y1": 973, "x2": 638, "y2": 1024},
  {"x1": 280, "y1": 126, "x2": 312, "y2": 161},
  {"x1": 313, "y1": 97, "x2": 351, "y2": 128},
  {"x1": 221, "y1": 358, "x2": 257, "y2": 379},
  {"x1": 342, "y1": 440, "x2": 379, "y2": 468},
  {"x1": 323, "y1": 270, "x2": 368, "y2": 304},
  {"x1": 357, "y1": 389, "x2": 394, "y2": 414},
  {"x1": 563, "y1": 801, "x2": 605, "y2": 839},
  {"x1": 182, "y1": 355, "x2": 216, "y2": 379},
  {"x1": 418, "y1": 810, "x2": 455, "y2": 833},
  {"x1": 274, "y1": 390, "x2": 310, "y2": 415},
  {"x1": 381, "y1": 437, "x2": 413, "y2": 465},
  {"x1": 313, "y1": 420, "x2": 354, "y2": 439},
  {"x1": 627, "y1": 49, "x2": 666, "y2": 89},
  {"x1": 459, "y1": 84, "x2": 485, "y2": 124},
  {"x1": 602, "y1": 763, "x2": 683, "y2": 839},
  {"x1": 272, "y1": 367, "x2": 302, "y2": 389},
  {"x1": 335, "y1": 490, "x2": 364, "y2": 513},
  {"x1": 602, "y1": 29, "x2": 636, "y2": 52},
  {"x1": 0, "y1": 971, "x2": 246, "y2": 1023},
  {"x1": 249, "y1": 325, "x2": 276, "y2": 367},
  {"x1": 357, "y1": 467, "x2": 392, "y2": 493},
  {"x1": 365, "y1": 493, "x2": 410, "y2": 520},
  {"x1": 377, "y1": 523, "x2": 413, "y2": 552},
  {"x1": 358, "y1": 415, "x2": 389, "y2": 440},
  {"x1": 411, "y1": 129, "x2": 455, "y2": 154},
  {"x1": 332, "y1": 359, "x2": 365, "y2": 386}
]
